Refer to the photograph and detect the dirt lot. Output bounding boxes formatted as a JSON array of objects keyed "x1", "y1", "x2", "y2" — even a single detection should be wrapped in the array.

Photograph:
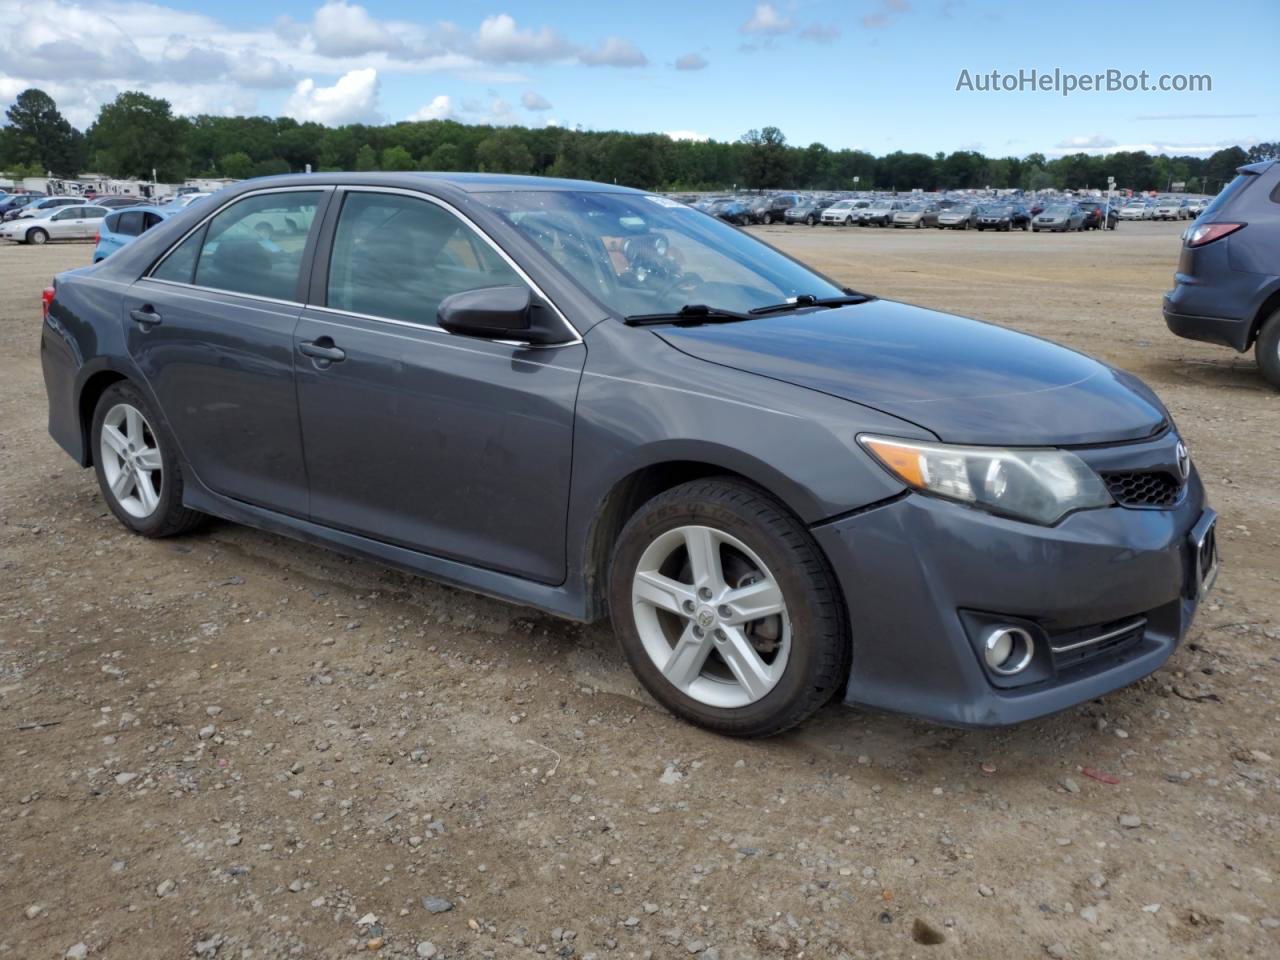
[{"x1": 1, "y1": 223, "x2": 1276, "y2": 960}]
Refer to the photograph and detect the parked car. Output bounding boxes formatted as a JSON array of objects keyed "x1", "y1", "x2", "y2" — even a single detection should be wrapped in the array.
[
  {"x1": 1153, "y1": 198, "x2": 1189, "y2": 221},
  {"x1": 707, "y1": 199, "x2": 751, "y2": 226},
  {"x1": 1163, "y1": 159, "x2": 1280, "y2": 388},
  {"x1": 784, "y1": 198, "x2": 832, "y2": 225},
  {"x1": 820, "y1": 199, "x2": 867, "y2": 225},
  {"x1": 892, "y1": 202, "x2": 941, "y2": 229},
  {"x1": 749, "y1": 194, "x2": 803, "y2": 225},
  {"x1": 93, "y1": 206, "x2": 173, "y2": 262},
  {"x1": 936, "y1": 204, "x2": 978, "y2": 230},
  {"x1": 94, "y1": 196, "x2": 148, "y2": 209},
  {"x1": 0, "y1": 203, "x2": 108, "y2": 244},
  {"x1": 858, "y1": 200, "x2": 901, "y2": 226},
  {"x1": 1119, "y1": 201, "x2": 1152, "y2": 221},
  {"x1": 975, "y1": 203, "x2": 1030, "y2": 231},
  {"x1": 1078, "y1": 201, "x2": 1119, "y2": 231},
  {"x1": 1032, "y1": 204, "x2": 1086, "y2": 232},
  {"x1": 1186, "y1": 197, "x2": 1209, "y2": 218},
  {"x1": 41, "y1": 172, "x2": 1217, "y2": 737},
  {"x1": 0, "y1": 192, "x2": 44, "y2": 218},
  {"x1": 4, "y1": 195, "x2": 79, "y2": 222}
]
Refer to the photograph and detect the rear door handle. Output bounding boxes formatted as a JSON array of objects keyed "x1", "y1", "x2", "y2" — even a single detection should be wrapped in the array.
[
  {"x1": 299, "y1": 339, "x2": 346, "y2": 363},
  {"x1": 129, "y1": 307, "x2": 162, "y2": 327}
]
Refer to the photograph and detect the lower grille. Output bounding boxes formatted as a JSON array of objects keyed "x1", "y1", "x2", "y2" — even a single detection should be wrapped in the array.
[
  {"x1": 1103, "y1": 470, "x2": 1182, "y2": 508},
  {"x1": 1050, "y1": 617, "x2": 1147, "y2": 671}
]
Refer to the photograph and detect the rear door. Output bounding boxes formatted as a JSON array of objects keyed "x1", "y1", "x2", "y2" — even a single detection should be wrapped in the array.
[
  {"x1": 293, "y1": 188, "x2": 585, "y2": 583},
  {"x1": 123, "y1": 187, "x2": 331, "y2": 517}
]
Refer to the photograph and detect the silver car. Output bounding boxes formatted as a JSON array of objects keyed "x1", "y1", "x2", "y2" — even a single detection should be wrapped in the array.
[
  {"x1": 1031, "y1": 204, "x2": 1085, "y2": 232},
  {"x1": 1152, "y1": 198, "x2": 1189, "y2": 221},
  {"x1": 0, "y1": 203, "x2": 109, "y2": 245},
  {"x1": 892, "y1": 202, "x2": 940, "y2": 228},
  {"x1": 1119, "y1": 202, "x2": 1152, "y2": 221},
  {"x1": 936, "y1": 204, "x2": 978, "y2": 230}
]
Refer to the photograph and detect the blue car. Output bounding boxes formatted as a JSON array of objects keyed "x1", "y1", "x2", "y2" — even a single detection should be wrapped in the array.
[{"x1": 93, "y1": 206, "x2": 173, "y2": 262}]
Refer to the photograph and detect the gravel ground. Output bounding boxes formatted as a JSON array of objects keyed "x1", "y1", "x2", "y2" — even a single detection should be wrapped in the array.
[{"x1": 1, "y1": 223, "x2": 1277, "y2": 960}]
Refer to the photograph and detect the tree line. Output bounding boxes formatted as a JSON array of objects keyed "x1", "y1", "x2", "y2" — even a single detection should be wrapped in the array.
[{"x1": 2, "y1": 88, "x2": 1274, "y2": 194}]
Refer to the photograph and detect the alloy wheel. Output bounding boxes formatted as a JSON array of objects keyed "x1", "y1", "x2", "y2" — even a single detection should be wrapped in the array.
[
  {"x1": 99, "y1": 402, "x2": 163, "y2": 518},
  {"x1": 631, "y1": 525, "x2": 791, "y2": 708}
]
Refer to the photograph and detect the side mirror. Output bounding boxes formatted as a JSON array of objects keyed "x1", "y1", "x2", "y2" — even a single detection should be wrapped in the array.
[{"x1": 437, "y1": 285, "x2": 562, "y2": 345}]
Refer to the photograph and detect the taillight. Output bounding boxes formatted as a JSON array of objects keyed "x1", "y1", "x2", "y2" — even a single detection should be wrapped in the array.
[
  {"x1": 1186, "y1": 222, "x2": 1245, "y2": 247},
  {"x1": 41, "y1": 286, "x2": 55, "y2": 320},
  {"x1": 94, "y1": 230, "x2": 100, "y2": 244}
]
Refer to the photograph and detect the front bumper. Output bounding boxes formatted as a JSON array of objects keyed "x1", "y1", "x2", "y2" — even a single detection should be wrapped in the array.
[{"x1": 812, "y1": 472, "x2": 1209, "y2": 726}]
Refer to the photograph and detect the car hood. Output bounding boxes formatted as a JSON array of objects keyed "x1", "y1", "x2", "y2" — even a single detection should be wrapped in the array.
[{"x1": 654, "y1": 299, "x2": 1167, "y2": 446}]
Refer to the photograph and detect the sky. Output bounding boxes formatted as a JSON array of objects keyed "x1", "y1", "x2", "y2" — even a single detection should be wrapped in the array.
[{"x1": 0, "y1": 0, "x2": 1274, "y2": 158}]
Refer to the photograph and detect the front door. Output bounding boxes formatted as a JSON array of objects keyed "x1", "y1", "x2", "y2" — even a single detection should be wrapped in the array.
[
  {"x1": 295, "y1": 189, "x2": 584, "y2": 584},
  {"x1": 123, "y1": 188, "x2": 329, "y2": 517}
]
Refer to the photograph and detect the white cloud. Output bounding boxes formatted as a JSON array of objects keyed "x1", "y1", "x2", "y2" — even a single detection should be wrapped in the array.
[
  {"x1": 863, "y1": 0, "x2": 911, "y2": 30},
  {"x1": 521, "y1": 90, "x2": 552, "y2": 111},
  {"x1": 741, "y1": 3, "x2": 794, "y2": 35},
  {"x1": 284, "y1": 67, "x2": 380, "y2": 125},
  {"x1": 665, "y1": 130, "x2": 710, "y2": 142},
  {"x1": 309, "y1": 1, "x2": 402, "y2": 57},
  {"x1": 408, "y1": 94, "x2": 455, "y2": 122},
  {"x1": 579, "y1": 36, "x2": 648, "y2": 67},
  {"x1": 799, "y1": 24, "x2": 841, "y2": 43},
  {"x1": 472, "y1": 13, "x2": 573, "y2": 63},
  {"x1": 1046, "y1": 138, "x2": 1258, "y2": 157},
  {"x1": 1056, "y1": 134, "x2": 1118, "y2": 149},
  {"x1": 674, "y1": 52, "x2": 708, "y2": 71}
]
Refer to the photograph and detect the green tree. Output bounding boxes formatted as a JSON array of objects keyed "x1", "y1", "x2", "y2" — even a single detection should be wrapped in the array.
[
  {"x1": 380, "y1": 145, "x2": 416, "y2": 171},
  {"x1": 474, "y1": 130, "x2": 534, "y2": 173},
  {"x1": 87, "y1": 92, "x2": 188, "y2": 180},
  {"x1": 220, "y1": 151, "x2": 253, "y2": 179},
  {"x1": 738, "y1": 126, "x2": 789, "y2": 189},
  {"x1": 4, "y1": 88, "x2": 85, "y2": 175},
  {"x1": 250, "y1": 157, "x2": 290, "y2": 178},
  {"x1": 354, "y1": 144, "x2": 378, "y2": 171},
  {"x1": 1203, "y1": 146, "x2": 1248, "y2": 191},
  {"x1": 420, "y1": 142, "x2": 462, "y2": 171}
]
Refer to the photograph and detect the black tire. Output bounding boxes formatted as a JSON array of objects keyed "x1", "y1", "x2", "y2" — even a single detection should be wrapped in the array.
[
  {"x1": 762, "y1": 213, "x2": 773, "y2": 225},
  {"x1": 608, "y1": 478, "x2": 849, "y2": 738},
  {"x1": 91, "y1": 381, "x2": 204, "y2": 538},
  {"x1": 1256, "y1": 310, "x2": 1280, "y2": 390},
  {"x1": 806, "y1": 215, "x2": 815, "y2": 226},
  {"x1": 27, "y1": 228, "x2": 49, "y2": 245},
  {"x1": 844, "y1": 216, "x2": 853, "y2": 226}
]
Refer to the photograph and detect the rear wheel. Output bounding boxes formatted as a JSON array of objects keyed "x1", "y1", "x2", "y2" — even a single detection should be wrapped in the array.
[
  {"x1": 762, "y1": 213, "x2": 773, "y2": 225},
  {"x1": 91, "y1": 382, "x2": 204, "y2": 538},
  {"x1": 609, "y1": 479, "x2": 848, "y2": 737},
  {"x1": 1256, "y1": 310, "x2": 1280, "y2": 389},
  {"x1": 26, "y1": 228, "x2": 48, "y2": 245}
]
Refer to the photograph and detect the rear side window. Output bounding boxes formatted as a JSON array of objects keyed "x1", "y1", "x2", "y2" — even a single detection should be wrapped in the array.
[
  {"x1": 114, "y1": 211, "x2": 144, "y2": 235},
  {"x1": 142, "y1": 213, "x2": 163, "y2": 231},
  {"x1": 192, "y1": 191, "x2": 322, "y2": 301},
  {"x1": 326, "y1": 192, "x2": 524, "y2": 325},
  {"x1": 1201, "y1": 172, "x2": 1256, "y2": 219}
]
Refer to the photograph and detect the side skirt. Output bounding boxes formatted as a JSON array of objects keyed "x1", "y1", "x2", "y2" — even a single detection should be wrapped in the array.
[{"x1": 181, "y1": 476, "x2": 591, "y2": 623}]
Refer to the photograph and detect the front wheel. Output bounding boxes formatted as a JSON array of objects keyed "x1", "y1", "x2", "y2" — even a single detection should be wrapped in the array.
[
  {"x1": 91, "y1": 381, "x2": 204, "y2": 538},
  {"x1": 1256, "y1": 310, "x2": 1280, "y2": 389},
  {"x1": 26, "y1": 228, "x2": 49, "y2": 245},
  {"x1": 609, "y1": 479, "x2": 848, "y2": 737},
  {"x1": 762, "y1": 213, "x2": 773, "y2": 225}
]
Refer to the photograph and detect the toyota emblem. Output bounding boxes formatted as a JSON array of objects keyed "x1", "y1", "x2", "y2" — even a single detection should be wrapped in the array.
[{"x1": 1175, "y1": 441, "x2": 1191, "y2": 481}]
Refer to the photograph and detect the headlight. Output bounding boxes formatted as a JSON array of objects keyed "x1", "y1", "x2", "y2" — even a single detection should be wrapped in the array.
[{"x1": 859, "y1": 435, "x2": 1113, "y2": 525}]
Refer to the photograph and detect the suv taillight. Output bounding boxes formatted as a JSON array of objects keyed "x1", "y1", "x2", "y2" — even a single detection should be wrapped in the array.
[
  {"x1": 1186, "y1": 222, "x2": 1245, "y2": 247},
  {"x1": 41, "y1": 286, "x2": 55, "y2": 320}
]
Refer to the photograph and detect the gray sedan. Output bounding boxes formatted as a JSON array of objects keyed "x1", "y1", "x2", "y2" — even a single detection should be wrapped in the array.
[
  {"x1": 1032, "y1": 204, "x2": 1086, "y2": 232},
  {"x1": 936, "y1": 204, "x2": 978, "y2": 229},
  {"x1": 40, "y1": 172, "x2": 1214, "y2": 735}
]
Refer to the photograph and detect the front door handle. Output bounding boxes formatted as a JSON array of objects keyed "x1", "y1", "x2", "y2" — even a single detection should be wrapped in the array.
[
  {"x1": 129, "y1": 306, "x2": 162, "y2": 327},
  {"x1": 299, "y1": 339, "x2": 346, "y2": 363}
]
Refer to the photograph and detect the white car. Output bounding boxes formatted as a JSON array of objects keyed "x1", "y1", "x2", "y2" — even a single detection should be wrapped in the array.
[
  {"x1": 161, "y1": 192, "x2": 211, "y2": 209},
  {"x1": 4, "y1": 195, "x2": 82, "y2": 222},
  {"x1": 1119, "y1": 202, "x2": 1152, "y2": 220},
  {"x1": 1152, "y1": 198, "x2": 1189, "y2": 221},
  {"x1": 820, "y1": 199, "x2": 867, "y2": 225},
  {"x1": 0, "y1": 203, "x2": 108, "y2": 244}
]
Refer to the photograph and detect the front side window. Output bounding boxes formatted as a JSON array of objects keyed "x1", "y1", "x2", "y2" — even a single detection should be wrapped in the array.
[
  {"x1": 326, "y1": 192, "x2": 524, "y2": 326},
  {"x1": 192, "y1": 191, "x2": 322, "y2": 300},
  {"x1": 480, "y1": 190, "x2": 845, "y2": 318}
]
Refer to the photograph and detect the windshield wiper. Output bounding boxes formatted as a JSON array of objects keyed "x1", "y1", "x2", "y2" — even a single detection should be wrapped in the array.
[
  {"x1": 748, "y1": 292, "x2": 872, "y2": 316},
  {"x1": 624, "y1": 304, "x2": 753, "y2": 327}
]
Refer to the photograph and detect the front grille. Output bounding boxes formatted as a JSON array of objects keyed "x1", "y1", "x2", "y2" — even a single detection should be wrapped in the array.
[{"x1": 1102, "y1": 470, "x2": 1182, "y2": 508}]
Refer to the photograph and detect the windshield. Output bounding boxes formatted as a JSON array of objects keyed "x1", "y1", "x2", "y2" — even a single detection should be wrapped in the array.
[
  {"x1": 1044, "y1": 205, "x2": 1072, "y2": 215},
  {"x1": 979, "y1": 205, "x2": 1010, "y2": 214},
  {"x1": 947, "y1": 205, "x2": 974, "y2": 214},
  {"x1": 480, "y1": 190, "x2": 845, "y2": 317}
]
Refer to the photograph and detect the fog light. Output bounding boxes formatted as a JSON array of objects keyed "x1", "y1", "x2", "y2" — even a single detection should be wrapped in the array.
[{"x1": 982, "y1": 626, "x2": 1035, "y2": 675}]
